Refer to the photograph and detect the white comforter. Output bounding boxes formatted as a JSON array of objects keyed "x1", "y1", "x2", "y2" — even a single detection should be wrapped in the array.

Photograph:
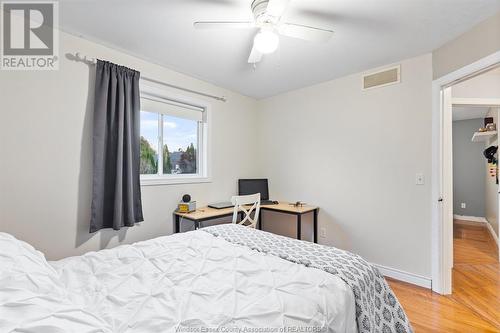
[{"x1": 0, "y1": 230, "x2": 356, "y2": 332}]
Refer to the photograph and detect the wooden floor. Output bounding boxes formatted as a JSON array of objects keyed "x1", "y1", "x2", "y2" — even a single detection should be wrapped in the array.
[{"x1": 388, "y1": 220, "x2": 500, "y2": 332}]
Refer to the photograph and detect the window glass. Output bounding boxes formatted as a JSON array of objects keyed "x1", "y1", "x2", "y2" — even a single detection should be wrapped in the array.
[
  {"x1": 163, "y1": 115, "x2": 198, "y2": 175},
  {"x1": 139, "y1": 111, "x2": 159, "y2": 175}
]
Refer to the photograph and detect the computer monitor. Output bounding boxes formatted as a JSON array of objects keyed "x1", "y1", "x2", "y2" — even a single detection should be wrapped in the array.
[{"x1": 238, "y1": 179, "x2": 269, "y2": 200}]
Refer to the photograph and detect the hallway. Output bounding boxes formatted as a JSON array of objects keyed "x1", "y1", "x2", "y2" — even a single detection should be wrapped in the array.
[{"x1": 388, "y1": 219, "x2": 500, "y2": 332}]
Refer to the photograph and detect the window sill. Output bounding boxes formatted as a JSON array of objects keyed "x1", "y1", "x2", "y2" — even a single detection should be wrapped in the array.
[{"x1": 140, "y1": 176, "x2": 212, "y2": 186}]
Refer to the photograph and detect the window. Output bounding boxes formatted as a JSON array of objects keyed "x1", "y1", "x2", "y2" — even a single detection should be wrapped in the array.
[{"x1": 139, "y1": 91, "x2": 209, "y2": 185}]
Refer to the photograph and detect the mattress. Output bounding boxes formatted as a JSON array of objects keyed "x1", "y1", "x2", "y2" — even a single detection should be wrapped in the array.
[{"x1": 0, "y1": 230, "x2": 357, "y2": 332}]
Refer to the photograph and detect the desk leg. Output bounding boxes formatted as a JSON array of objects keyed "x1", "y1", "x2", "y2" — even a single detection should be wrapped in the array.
[
  {"x1": 297, "y1": 214, "x2": 302, "y2": 240},
  {"x1": 175, "y1": 214, "x2": 180, "y2": 233},
  {"x1": 313, "y1": 209, "x2": 318, "y2": 243},
  {"x1": 258, "y1": 211, "x2": 262, "y2": 230},
  {"x1": 194, "y1": 220, "x2": 200, "y2": 230}
]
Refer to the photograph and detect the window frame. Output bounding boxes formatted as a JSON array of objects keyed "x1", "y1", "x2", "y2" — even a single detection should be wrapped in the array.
[{"x1": 139, "y1": 86, "x2": 211, "y2": 186}]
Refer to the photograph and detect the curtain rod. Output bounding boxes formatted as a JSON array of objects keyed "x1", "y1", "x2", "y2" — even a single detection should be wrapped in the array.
[{"x1": 71, "y1": 52, "x2": 227, "y2": 102}]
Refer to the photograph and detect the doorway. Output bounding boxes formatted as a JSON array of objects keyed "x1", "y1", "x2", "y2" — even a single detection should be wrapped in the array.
[
  {"x1": 432, "y1": 54, "x2": 500, "y2": 295},
  {"x1": 450, "y1": 70, "x2": 500, "y2": 275},
  {"x1": 451, "y1": 81, "x2": 500, "y2": 304}
]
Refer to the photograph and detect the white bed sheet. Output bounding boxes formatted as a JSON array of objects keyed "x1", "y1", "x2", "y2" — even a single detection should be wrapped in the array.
[{"x1": 50, "y1": 230, "x2": 357, "y2": 332}]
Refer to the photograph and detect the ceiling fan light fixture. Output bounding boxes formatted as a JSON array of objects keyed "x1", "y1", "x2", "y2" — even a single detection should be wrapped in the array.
[{"x1": 254, "y1": 30, "x2": 279, "y2": 54}]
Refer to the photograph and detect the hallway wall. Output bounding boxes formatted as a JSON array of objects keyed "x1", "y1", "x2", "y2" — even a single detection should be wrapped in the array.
[{"x1": 452, "y1": 118, "x2": 486, "y2": 217}]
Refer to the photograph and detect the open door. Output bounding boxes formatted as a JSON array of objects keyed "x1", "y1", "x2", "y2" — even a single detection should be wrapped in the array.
[
  {"x1": 496, "y1": 108, "x2": 500, "y2": 261},
  {"x1": 441, "y1": 86, "x2": 454, "y2": 294}
]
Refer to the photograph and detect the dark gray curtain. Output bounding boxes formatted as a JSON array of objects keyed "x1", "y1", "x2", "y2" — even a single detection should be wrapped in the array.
[{"x1": 90, "y1": 60, "x2": 144, "y2": 232}]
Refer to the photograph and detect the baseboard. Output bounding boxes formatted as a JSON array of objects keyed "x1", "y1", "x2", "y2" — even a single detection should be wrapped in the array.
[
  {"x1": 484, "y1": 220, "x2": 499, "y2": 246},
  {"x1": 375, "y1": 264, "x2": 432, "y2": 289},
  {"x1": 453, "y1": 214, "x2": 488, "y2": 223},
  {"x1": 453, "y1": 214, "x2": 499, "y2": 246}
]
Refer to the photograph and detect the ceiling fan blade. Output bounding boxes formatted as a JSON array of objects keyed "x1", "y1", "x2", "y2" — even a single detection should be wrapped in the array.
[
  {"x1": 248, "y1": 43, "x2": 263, "y2": 64},
  {"x1": 278, "y1": 23, "x2": 333, "y2": 42},
  {"x1": 194, "y1": 21, "x2": 255, "y2": 29},
  {"x1": 265, "y1": 0, "x2": 290, "y2": 18}
]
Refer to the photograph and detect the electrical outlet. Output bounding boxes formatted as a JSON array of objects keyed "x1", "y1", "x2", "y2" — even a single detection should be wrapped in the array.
[
  {"x1": 461, "y1": 203, "x2": 466, "y2": 209},
  {"x1": 320, "y1": 228, "x2": 326, "y2": 238},
  {"x1": 415, "y1": 173, "x2": 425, "y2": 185}
]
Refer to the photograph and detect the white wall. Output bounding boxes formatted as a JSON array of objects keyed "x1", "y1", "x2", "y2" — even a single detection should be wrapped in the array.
[
  {"x1": 256, "y1": 54, "x2": 433, "y2": 277},
  {"x1": 452, "y1": 69, "x2": 500, "y2": 99},
  {"x1": 433, "y1": 11, "x2": 500, "y2": 79},
  {"x1": 0, "y1": 28, "x2": 259, "y2": 260}
]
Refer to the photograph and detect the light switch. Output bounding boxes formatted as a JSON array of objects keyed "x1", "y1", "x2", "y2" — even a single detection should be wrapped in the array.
[{"x1": 416, "y1": 173, "x2": 425, "y2": 185}]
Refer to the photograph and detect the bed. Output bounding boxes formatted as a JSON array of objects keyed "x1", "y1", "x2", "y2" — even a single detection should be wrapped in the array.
[{"x1": 0, "y1": 224, "x2": 412, "y2": 333}]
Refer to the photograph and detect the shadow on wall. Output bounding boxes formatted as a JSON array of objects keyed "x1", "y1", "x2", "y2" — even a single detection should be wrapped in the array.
[
  {"x1": 319, "y1": 210, "x2": 352, "y2": 251},
  {"x1": 258, "y1": 209, "x2": 352, "y2": 250},
  {"x1": 72, "y1": 55, "x2": 129, "y2": 250}
]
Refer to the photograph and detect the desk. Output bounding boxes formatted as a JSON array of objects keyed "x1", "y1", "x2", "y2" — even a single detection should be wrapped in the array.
[{"x1": 174, "y1": 202, "x2": 319, "y2": 243}]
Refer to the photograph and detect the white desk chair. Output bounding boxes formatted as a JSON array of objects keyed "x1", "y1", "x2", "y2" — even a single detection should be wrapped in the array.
[{"x1": 231, "y1": 193, "x2": 261, "y2": 228}]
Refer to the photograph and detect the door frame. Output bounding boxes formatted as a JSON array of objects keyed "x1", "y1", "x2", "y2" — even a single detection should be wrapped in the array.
[{"x1": 431, "y1": 51, "x2": 500, "y2": 295}]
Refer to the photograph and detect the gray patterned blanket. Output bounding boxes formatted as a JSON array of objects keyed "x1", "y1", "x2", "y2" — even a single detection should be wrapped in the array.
[{"x1": 202, "y1": 224, "x2": 413, "y2": 333}]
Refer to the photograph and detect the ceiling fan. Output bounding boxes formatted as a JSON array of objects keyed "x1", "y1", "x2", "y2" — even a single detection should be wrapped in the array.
[{"x1": 194, "y1": 0, "x2": 334, "y2": 64}]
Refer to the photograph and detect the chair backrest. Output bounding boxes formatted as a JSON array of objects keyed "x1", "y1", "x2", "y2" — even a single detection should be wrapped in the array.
[{"x1": 231, "y1": 193, "x2": 261, "y2": 228}]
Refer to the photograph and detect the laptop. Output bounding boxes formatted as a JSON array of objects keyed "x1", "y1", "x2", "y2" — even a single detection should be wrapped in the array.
[
  {"x1": 208, "y1": 179, "x2": 278, "y2": 209},
  {"x1": 208, "y1": 201, "x2": 233, "y2": 209},
  {"x1": 238, "y1": 179, "x2": 277, "y2": 206}
]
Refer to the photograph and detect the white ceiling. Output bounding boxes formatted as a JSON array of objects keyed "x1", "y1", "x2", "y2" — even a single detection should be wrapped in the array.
[
  {"x1": 58, "y1": 0, "x2": 500, "y2": 99},
  {"x1": 452, "y1": 106, "x2": 490, "y2": 121}
]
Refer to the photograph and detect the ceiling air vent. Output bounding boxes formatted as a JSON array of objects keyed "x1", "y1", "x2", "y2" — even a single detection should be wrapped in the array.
[{"x1": 362, "y1": 65, "x2": 401, "y2": 90}]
